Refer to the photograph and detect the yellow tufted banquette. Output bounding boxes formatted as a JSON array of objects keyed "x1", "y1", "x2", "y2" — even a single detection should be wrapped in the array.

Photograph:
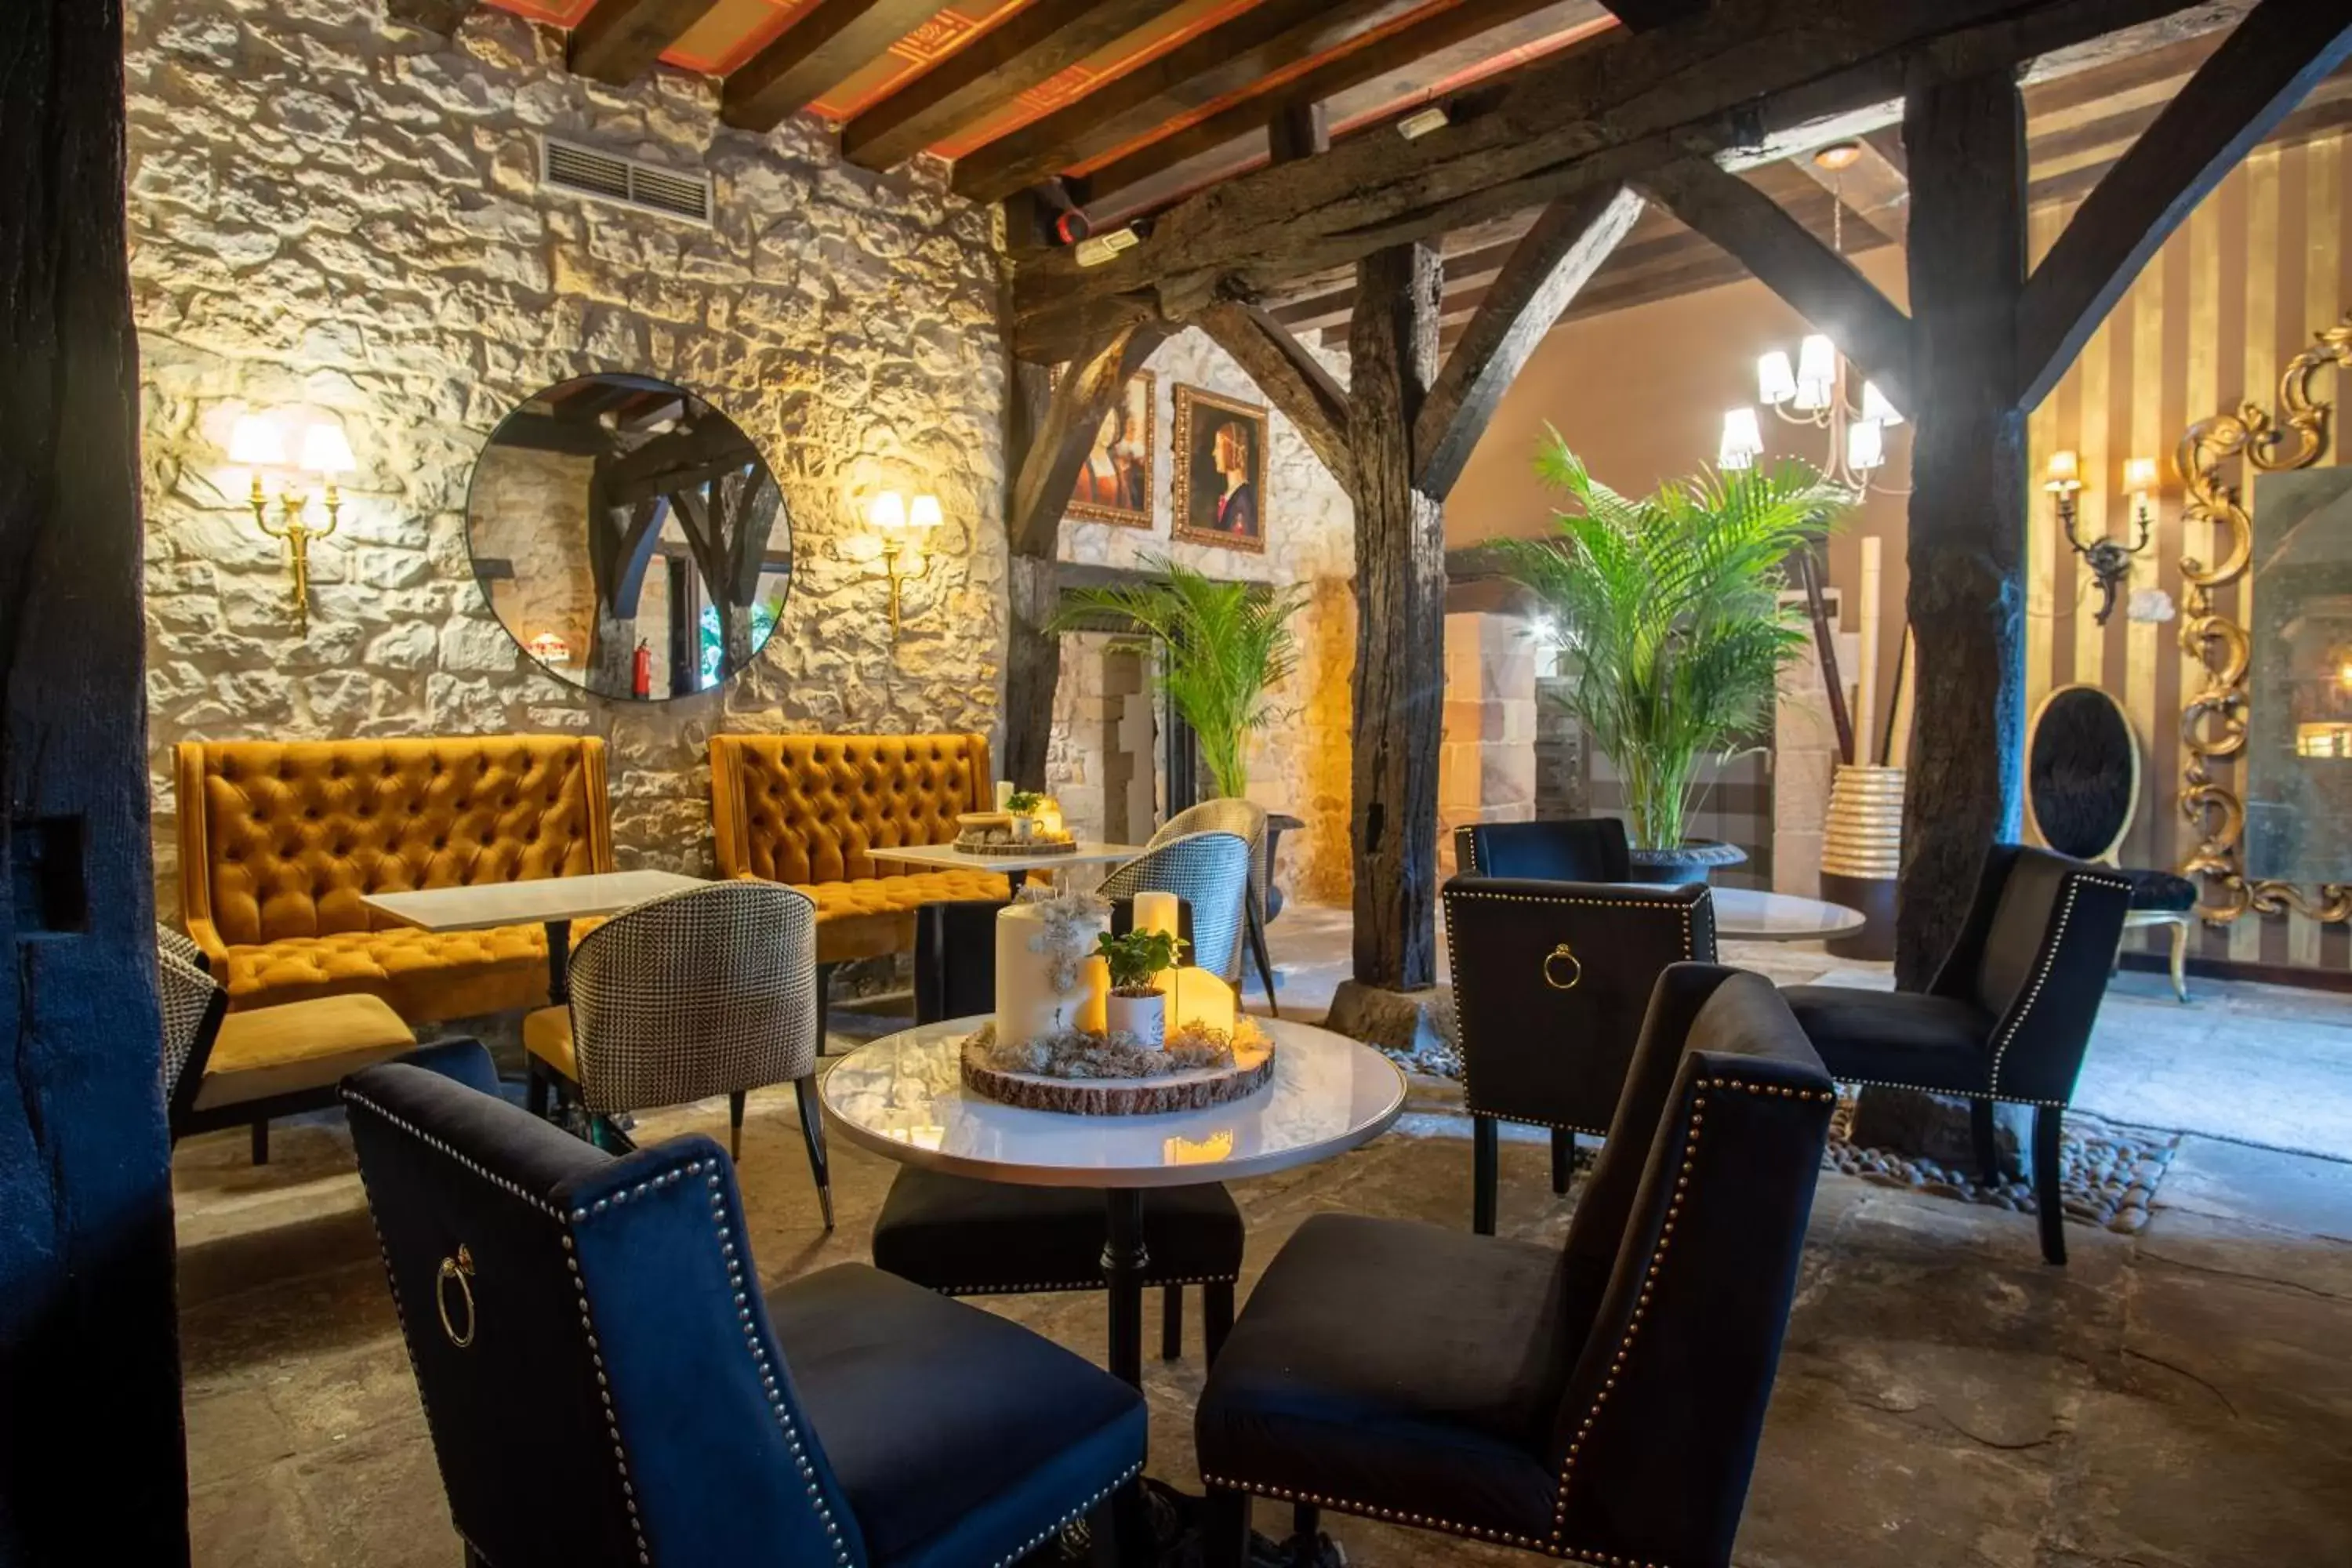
[
  {"x1": 709, "y1": 732, "x2": 1010, "y2": 964},
  {"x1": 176, "y1": 735, "x2": 615, "y2": 1021}
]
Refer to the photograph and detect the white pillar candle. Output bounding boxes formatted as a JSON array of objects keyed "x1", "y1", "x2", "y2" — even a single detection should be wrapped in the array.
[
  {"x1": 993, "y1": 779, "x2": 1014, "y2": 811},
  {"x1": 1077, "y1": 955, "x2": 1110, "y2": 1034},
  {"x1": 1159, "y1": 965, "x2": 1236, "y2": 1037},
  {"x1": 1132, "y1": 890, "x2": 1180, "y2": 939}
]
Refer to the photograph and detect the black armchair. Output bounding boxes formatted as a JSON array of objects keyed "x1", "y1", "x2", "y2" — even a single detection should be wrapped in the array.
[
  {"x1": 1781, "y1": 844, "x2": 2132, "y2": 1265},
  {"x1": 870, "y1": 897, "x2": 1245, "y2": 1364},
  {"x1": 1443, "y1": 875, "x2": 1716, "y2": 1232},
  {"x1": 342, "y1": 1059, "x2": 1148, "y2": 1568},
  {"x1": 1194, "y1": 964, "x2": 1834, "y2": 1566},
  {"x1": 1454, "y1": 816, "x2": 1632, "y2": 881}
]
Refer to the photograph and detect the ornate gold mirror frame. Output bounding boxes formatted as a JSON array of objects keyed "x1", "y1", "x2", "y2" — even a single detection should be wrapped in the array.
[{"x1": 2176, "y1": 311, "x2": 2352, "y2": 924}]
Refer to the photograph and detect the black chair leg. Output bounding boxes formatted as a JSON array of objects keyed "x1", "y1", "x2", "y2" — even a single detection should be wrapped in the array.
[
  {"x1": 793, "y1": 1074, "x2": 834, "y2": 1229},
  {"x1": 464, "y1": 1544, "x2": 490, "y2": 1568},
  {"x1": 2034, "y1": 1105, "x2": 2067, "y2": 1266},
  {"x1": 728, "y1": 1090, "x2": 747, "y2": 1161},
  {"x1": 251, "y1": 1119, "x2": 269, "y2": 1166},
  {"x1": 1290, "y1": 1502, "x2": 1321, "y2": 1566},
  {"x1": 1472, "y1": 1114, "x2": 1498, "y2": 1235},
  {"x1": 815, "y1": 962, "x2": 839, "y2": 1055},
  {"x1": 1203, "y1": 1279, "x2": 1235, "y2": 1367},
  {"x1": 1550, "y1": 1128, "x2": 1574, "y2": 1195},
  {"x1": 1247, "y1": 901, "x2": 1279, "y2": 1019},
  {"x1": 1110, "y1": 1476, "x2": 1156, "y2": 1568},
  {"x1": 1970, "y1": 1098, "x2": 2002, "y2": 1184},
  {"x1": 1160, "y1": 1283, "x2": 1183, "y2": 1361},
  {"x1": 524, "y1": 1059, "x2": 550, "y2": 1120},
  {"x1": 1200, "y1": 1484, "x2": 1252, "y2": 1568}
]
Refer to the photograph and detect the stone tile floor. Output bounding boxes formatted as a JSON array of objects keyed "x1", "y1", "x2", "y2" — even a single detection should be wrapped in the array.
[{"x1": 174, "y1": 910, "x2": 2352, "y2": 1566}]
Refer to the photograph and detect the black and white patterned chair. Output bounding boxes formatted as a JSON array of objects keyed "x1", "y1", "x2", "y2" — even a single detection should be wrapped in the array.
[
  {"x1": 1098, "y1": 829, "x2": 1253, "y2": 987},
  {"x1": 1152, "y1": 799, "x2": 1279, "y2": 1014},
  {"x1": 1781, "y1": 845, "x2": 2132, "y2": 1265},
  {"x1": 1194, "y1": 965, "x2": 1834, "y2": 1566},
  {"x1": 523, "y1": 880, "x2": 833, "y2": 1227}
]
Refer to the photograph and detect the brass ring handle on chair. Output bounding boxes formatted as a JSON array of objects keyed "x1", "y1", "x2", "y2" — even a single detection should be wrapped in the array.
[
  {"x1": 1542, "y1": 942, "x2": 1582, "y2": 992},
  {"x1": 436, "y1": 1245, "x2": 477, "y2": 1349}
]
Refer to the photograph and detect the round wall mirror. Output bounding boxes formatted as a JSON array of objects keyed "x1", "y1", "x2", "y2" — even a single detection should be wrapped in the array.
[{"x1": 466, "y1": 374, "x2": 790, "y2": 700}]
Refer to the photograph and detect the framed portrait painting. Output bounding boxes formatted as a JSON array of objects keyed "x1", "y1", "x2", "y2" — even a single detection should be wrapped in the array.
[
  {"x1": 1064, "y1": 369, "x2": 1155, "y2": 528},
  {"x1": 1171, "y1": 385, "x2": 1269, "y2": 554}
]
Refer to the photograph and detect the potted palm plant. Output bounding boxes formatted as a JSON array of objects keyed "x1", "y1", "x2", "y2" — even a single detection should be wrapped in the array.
[
  {"x1": 1497, "y1": 433, "x2": 1847, "y2": 881},
  {"x1": 1050, "y1": 557, "x2": 1307, "y2": 800}
]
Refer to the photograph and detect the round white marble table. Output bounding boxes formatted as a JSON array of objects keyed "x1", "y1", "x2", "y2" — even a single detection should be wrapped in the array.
[
  {"x1": 1708, "y1": 887, "x2": 1867, "y2": 942},
  {"x1": 820, "y1": 1015, "x2": 1406, "y2": 1384}
]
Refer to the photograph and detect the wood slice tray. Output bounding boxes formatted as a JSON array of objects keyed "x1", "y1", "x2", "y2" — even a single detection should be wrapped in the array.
[
  {"x1": 961, "y1": 1033, "x2": 1276, "y2": 1115},
  {"x1": 953, "y1": 837, "x2": 1080, "y2": 856}
]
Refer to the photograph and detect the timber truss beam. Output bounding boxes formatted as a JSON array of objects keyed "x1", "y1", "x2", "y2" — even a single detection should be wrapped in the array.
[{"x1": 1007, "y1": 0, "x2": 2232, "y2": 363}]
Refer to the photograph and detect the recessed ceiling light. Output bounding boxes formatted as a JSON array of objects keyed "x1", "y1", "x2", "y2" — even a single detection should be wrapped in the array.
[{"x1": 1397, "y1": 106, "x2": 1450, "y2": 140}]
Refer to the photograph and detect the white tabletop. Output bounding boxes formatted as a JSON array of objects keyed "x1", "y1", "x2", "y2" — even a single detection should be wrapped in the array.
[
  {"x1": 361, "y1": 869, "x2": 709, "y2": 933},
  {"x1": 866, "y1": 841, "x2": 1149, "y2": 875},
  {"x1": 819, "y1": 1015, "x2": 1407, "y2": 1189},
  {"x1": 1710, "y1": 887, "x2": 1867, "y2": 942}
]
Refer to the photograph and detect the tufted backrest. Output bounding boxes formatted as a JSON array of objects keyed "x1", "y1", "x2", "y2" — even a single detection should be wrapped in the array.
[
  {"x1": 709, "y1": 732, "x2": 993, "y2": 886},
  {"x1": 176, "y1": 736, "x2": 615, "y2": 953}
]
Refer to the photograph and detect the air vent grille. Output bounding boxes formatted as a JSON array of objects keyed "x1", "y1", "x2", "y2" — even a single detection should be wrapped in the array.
[{"x1": 540, "y1": 136, "x2": 713, "y2": 226}]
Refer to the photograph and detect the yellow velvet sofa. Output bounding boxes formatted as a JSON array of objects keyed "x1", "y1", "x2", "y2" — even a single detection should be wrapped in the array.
[
  {"x1": 709, "y1": 731, "x2": 1009, "y2": 967},
  {"x1": 175, "y1": 735, "x2": 615, "y2": 1022}
]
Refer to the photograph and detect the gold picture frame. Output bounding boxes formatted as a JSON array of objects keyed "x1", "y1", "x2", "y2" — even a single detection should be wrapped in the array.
[
  {"x1": 1063, "y1": 368, "x2": 1155, "y2": 528},
  {"x1": 1171, "y1": 385, "x2": 1269, "y2": 554},
  {"x1": 2176, "y1": 310, "x2": 2352, "y2": 925}
]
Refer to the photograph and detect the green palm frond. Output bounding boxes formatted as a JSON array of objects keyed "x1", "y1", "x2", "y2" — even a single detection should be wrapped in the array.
[
  {"x1": 1047, "y1": 557, "x2": 1308, "y2": 799},
  {"x1": 1498, "y1": 429, "x2": 1846, "y2": 849}
]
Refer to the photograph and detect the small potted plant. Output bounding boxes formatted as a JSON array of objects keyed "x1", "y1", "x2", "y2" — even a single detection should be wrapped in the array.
[
  {"x1": 1007, "y1": 789, "x2": 1043, "y2": 842},
  {"x1": 1095, "y1": 927, "x2": 1186, "y2": 1048}
]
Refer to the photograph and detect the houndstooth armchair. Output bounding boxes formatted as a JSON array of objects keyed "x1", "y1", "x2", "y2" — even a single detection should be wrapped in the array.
[
  {"x1": 1152, "y1": 800, "x2": 1278, "y2": 1014},
  {"x1": 1100, "y1": 830, "x2": 1253, "y2": 985},
  {"x1": 523, "y1": 880, "x2": 833, "y2": 1226}
]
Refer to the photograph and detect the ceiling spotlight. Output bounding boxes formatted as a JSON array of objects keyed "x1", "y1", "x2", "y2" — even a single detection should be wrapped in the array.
[
  {"x1": 1812, "y1": 140, "x2": 1864, "y2": 172},
  {"x1": 1396, "y1": 105, "x2": 1450, "y2": 140},
  {"x1": 1073, "y1": 226, "x2": 1142, "y2": 267}
]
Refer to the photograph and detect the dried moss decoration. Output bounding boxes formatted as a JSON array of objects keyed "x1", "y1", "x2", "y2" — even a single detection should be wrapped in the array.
[
  {"x1": 966, "y1": 1020, "x2": 1257, "y2": 1080},
  {"x1": 1014, "y1": 884, "x2": 1110, "y2": 996}
]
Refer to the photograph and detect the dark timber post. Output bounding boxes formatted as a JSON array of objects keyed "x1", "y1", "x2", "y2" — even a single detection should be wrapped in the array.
[
  {"x1": 1346, "y1": 243, "x2": 1446, "y2": 990},
  {"x1": 0, "y1": 0, "x2": 189, "y2": 1559},
  {"x1": 1896, "y1": 66, "x2": 2030, "y2": 987}
]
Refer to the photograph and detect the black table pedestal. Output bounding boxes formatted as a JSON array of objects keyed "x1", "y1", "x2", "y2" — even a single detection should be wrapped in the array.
[{"x1": 1101, "y1": 1188, "x2": 1149, "y2": 1387}]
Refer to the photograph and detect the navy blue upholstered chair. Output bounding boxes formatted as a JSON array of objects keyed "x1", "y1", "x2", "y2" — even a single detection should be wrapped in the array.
[
  {"x1": 1195, "y1": 965, "x2": 1832, "y2": 1567},
  {"x1": 1453, "y1": 816, "x2": 1632, "y2": 881},
  {"x1": 1782, "y1": 844, "x2": 2132, "y2": 1265},
  {"x1": 875, "y1": 897, "x2": 1245, "y2": 1364},
  {"x1": 343, "y1": 1059, "x2": 1148, "y2": 1567}
]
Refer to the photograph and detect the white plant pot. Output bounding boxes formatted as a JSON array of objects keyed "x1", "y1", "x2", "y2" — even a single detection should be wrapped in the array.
[{"x1": 1105, "y1": 989, "x2": 1165, "y2": 1050}]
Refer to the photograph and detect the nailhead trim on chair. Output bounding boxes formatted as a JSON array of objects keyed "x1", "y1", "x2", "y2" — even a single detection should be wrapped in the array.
[
  {"x1": 1827, "y1": 1075, "x2": 2067, "y2": 1110},
  {"x1": 992, "y1": 1459, "x2": 1145, "y2": 1568},
  {"x1": 342, "y1": 1088, "x2": 568, "y2": 1221},
  {"x1": 1443, "y1": 888, "x2": 1699, "y2": 1124},
  {"x1": 1215, "y1": 1074, "x2": 1833, "y2": 1568},
  {"x1": 1987, "y1": 873, "x2": 2129, "y2": 1098},
  {"x1": 933, "y1": 1272, "x2": 1238, "y2": 1298}
]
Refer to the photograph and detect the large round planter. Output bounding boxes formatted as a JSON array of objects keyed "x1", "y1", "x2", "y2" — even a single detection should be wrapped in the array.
[{"x1": 1625, "y1": 838, "x2": 1748, "y2": 886}]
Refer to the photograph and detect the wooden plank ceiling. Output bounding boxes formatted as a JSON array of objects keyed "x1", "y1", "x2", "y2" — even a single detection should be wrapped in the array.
[{"x1": 478, "y1": 0, "x2": 2347, "y2": 352}]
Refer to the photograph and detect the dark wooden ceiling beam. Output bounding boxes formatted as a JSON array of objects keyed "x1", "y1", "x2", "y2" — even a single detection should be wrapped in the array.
[
  {"x1": 1076, "y1": 0, "x2": 1579, "y2": 212},
  {"x1": 1601, "y1": 0, "x2": 1709, "y2": 27},
  {"x1": 1193, "y1": 303, "x2": 1356, "y2": 492},
  {"x1": 2015, "y1": 0, "x2": 2352, "y2": 408},
  {"x1": 1010, "y1": 0, "x2": 2226, "y2": 360},
  {"x1": 1639, "y1": 154, "x2": 1916, "y2": 415},
  {"x1": 1793, "y1": 132, "x2": 1908, "y2": 245},
  {"x1": 840, "y1": 0, "x2": 1169, "y2": 172},
  {"x1": 948, "y1": 0, "x2": 1419, "y2": 203},
  {"x1": 568, "y1": 0, "x2": 718, "y2": 85},
  {"x1": 1414, "y1": 183, "x2": 1644, "y2": 496},
  {"x1": 1009, "y1": 318, "x2": 1168, "y2": 558},
  {"x1": 720, "y1": 0, "x2": 941, "y2": 134}
]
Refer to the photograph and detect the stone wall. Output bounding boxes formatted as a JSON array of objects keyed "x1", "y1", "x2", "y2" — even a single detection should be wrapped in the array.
[
  {"x1": 129, "y1": 0, "x2": 1009, "y2": 915},
  {"x1": 1050, "y1": 327, "x2": 1358, "y2": 905}
]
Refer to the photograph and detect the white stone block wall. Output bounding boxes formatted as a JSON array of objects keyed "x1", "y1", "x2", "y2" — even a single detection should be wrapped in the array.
[
  {"x1": 127, "y1": 0, "x2": 1009, "y2": 913},
  {"x1": 1438, "y1": 612, "x2": 1540, "y2": 877}
]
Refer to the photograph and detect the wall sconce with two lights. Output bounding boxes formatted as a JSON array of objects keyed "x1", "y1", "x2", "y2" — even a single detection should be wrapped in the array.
[
  {"x1": 228, "y1": 409, "x2": 357, "y2": 637},
  {"x1": 2043, "y1": 449, "x2": 2161, "y2": 626},
  {"x1": 866, "y1": 489, "x2": 942, "y2": 644}
]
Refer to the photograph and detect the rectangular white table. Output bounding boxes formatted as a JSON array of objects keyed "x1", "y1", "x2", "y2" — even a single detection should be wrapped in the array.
[
  {"x1": 866, "y1": 840, "x2": 1147, "y2": 889},
  {"x1": 362, "y1": 869, "x2": 709, "y2": 1003}
]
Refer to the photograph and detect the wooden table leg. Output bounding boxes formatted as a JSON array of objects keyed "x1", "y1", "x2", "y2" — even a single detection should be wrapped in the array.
[
  {"x1": 1101, "y1": 1189, "x2": 1148, "y2": 1388},
  {"x1": 544, "y1": 918, "x2": 572, "y2": 1005}
]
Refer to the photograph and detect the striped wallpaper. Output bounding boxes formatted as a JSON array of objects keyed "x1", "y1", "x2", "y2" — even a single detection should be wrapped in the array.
[{"x1": 2025, "y1": 123, "x2": 2352, "y2": 975}]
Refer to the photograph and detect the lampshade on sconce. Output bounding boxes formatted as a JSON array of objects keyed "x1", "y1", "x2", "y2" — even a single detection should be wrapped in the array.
[
  {"x1": 2044, "y1": 448, "x2": 2082, "y2": 492},
  {"x1": 231, "y1": 409, "x2": 356, "y2": 637},
  {"x1": 2123, "y1": 456, "x2": 2159, "y2": 495},
  {"x1": 1719, "y1": 407, "x2": 1765, "y2": 470},
  {"x1": 867, "y1": 488, "x2": 942, "y2": 643}
]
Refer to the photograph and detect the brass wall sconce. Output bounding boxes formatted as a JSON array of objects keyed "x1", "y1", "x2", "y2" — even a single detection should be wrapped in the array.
[
  {"x1": 230, "y1": 411, "x2": 357, "y2": 636},
  {"x1": 2045, "y1": 448, "x2": 2156, "y2": 626},
  {"x1": 867, "y1": 490, "x2": 941, "y2": 643}
]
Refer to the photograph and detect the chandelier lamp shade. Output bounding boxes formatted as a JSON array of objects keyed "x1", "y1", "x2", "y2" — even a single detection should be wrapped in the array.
[{"x1": 1720, "y1": 331, "x2": 1908, "y2": 495}]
